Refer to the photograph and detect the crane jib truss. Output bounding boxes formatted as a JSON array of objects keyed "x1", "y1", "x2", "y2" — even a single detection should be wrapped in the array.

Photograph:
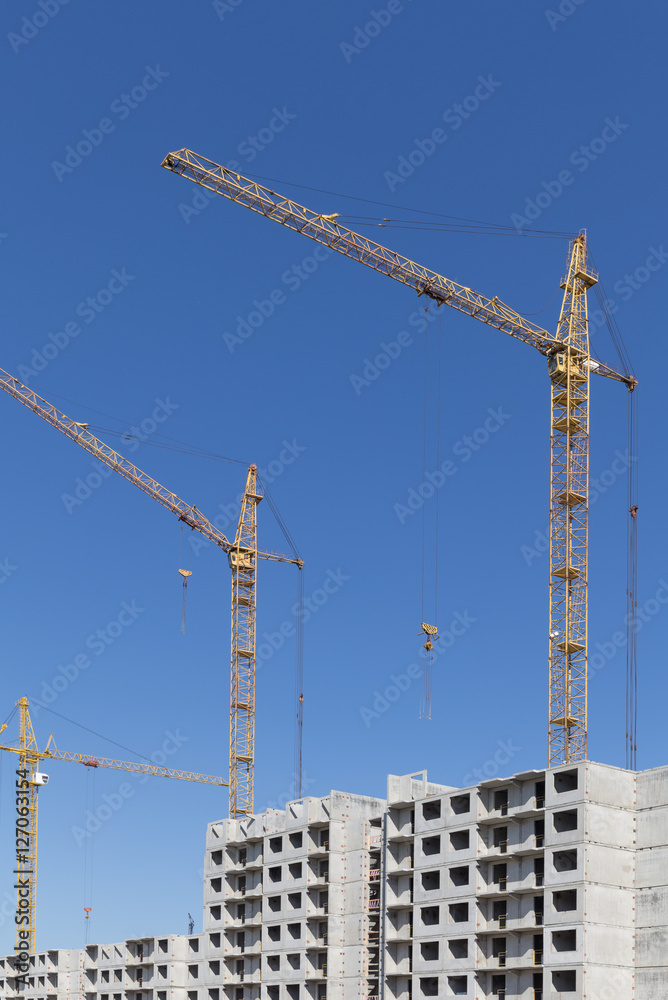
[
  {"x1": 0, "y1": 698, "x2": 226, "y2": 964},
  {"x1": 162, "y1": 147, "x2": 636, "y2": 767},
  {"x1": 0, "y1": 368, "x2": 303, "y2": 826}
]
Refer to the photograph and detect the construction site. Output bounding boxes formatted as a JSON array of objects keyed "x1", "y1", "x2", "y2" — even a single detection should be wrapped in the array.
[
  {"x1": 0, "y1": 146, "x2": 664, "y2": 999},
  {"x1": 1, "y1": 4, "x2": 666, "y2": 1000}
]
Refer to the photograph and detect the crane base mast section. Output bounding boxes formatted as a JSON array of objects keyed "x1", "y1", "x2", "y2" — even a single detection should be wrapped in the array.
[
  {"x1": 229, "y1": 466, "x2": 261, "y2": 818},
  {"x1": 548, "y1": 234, "x2": 596, "y2": 766}
]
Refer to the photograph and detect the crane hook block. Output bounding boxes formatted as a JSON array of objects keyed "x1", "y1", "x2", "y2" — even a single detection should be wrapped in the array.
[
  {"x1": 420, "y1": 623, "x2": 438, "y2": 653},
  {"x1": 178, "y1": 569, "x2": 193, "y2": 579}
]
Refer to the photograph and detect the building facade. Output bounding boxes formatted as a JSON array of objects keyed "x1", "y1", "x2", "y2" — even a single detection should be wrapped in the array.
[{"x1": 0, "y1": 762, "x2": 666, "y2": 1000}]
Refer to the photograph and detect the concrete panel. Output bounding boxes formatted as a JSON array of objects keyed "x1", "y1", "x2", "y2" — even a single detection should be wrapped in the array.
[
  {"x1": 341, "y1": 914, "x2": 365, "y2": 947},
  {"x1": 636, "y1": 966, "x2": 668, "y2": 1000},
  {"x1": 583, "y1": 923, "x2": 634, "y2": 966},
  {"x1": 545, "y1": 803, "x2": 583, "y2": 847},
  {"x1": 586, "y1": 761, "x2": 635, "y2": 809},
  {"x1": 582, "y1": 964, "x2": 633, "y2": 1000},
  {"x1": 343, "y1": 847, "x2": 370, "y2": 880},
  {"x1": 546, "y1": 764, "x2": 585, "y2": 809},
  {"x1": 581, "y1": 883, "x2": 634, "y2": 928},
  {"x1": 584, "y1": 802, "x2": 635, "y2": 849},
  {"x1": 584, "y1": 844, "x2": 635, "y2": 888},
  {"x1": 636, "y1": 845, "x2": 668, "y2": 887},
  {"x1": 636, "y1": 925, "x2": 668, "y2": 967},
  {"x1": 545, "y1": 884, "x2": 584, "y2": 925},
  {"x1": 637, "y1": 806, "x2": 668, "y2": 849},
  {"x1": 636, "y1": 886, "x2": 668, "y2": 928},
  {"x1": 636, "y1": 765, "x2": 668, "y2": 809}
]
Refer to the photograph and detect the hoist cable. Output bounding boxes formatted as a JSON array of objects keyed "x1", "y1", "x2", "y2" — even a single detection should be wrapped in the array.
[
  {"x1": 421, "y1": 320, "x2": 428, "y2": 628},
  {"x1": 241, "y1": 168, "x2": 574, "y2": 237},
  {"x1": 434, "y1": 310, "x2": 443, "y2": 628},
  {"x1": 295, "y1": 570, "x2": 305, "y2": 799},
  {"x1": 626, "y1": 388, "x2": 639, "y2": 769},
  {"x1": 588, "y1": 250, "x2": 638, "y2": 768}
]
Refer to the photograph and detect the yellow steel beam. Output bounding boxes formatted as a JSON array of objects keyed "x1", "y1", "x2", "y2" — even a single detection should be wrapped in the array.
[{"x1": 229, "y1": 465, "x2": 260, "y2": 817}]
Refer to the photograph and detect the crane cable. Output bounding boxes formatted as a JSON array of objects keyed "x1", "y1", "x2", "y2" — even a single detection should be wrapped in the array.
[
  {"x1": 82, "y1": 767, "x2": 95, "y2": 945},
  {"x1": 256, "y1": 474, "x2": 305, "y2": 800},
  {"x1": 626, "y1": 389, "x2": 639, "y2": 769},
  {"x1": 295, "y1": 570, "x2": 305, "y2": 799},
  {"x1": 238, "y1": 169, "x2": 575, "y2": 240},
  {"x1": 420, "y1": 309, "x2": 443, "y2": 720},
  {"x1": 35, "y1": 705, "x2": 161, "y2": 764},
  {"x1": 178, "y1": 524, "x2": 193, "y2": 634},
  {"x1": 420, "y1": 314, "x2": 430, "y2": 719},
  {"x1": 589, "y1": 258, "x2": 638, "y2": 768}
]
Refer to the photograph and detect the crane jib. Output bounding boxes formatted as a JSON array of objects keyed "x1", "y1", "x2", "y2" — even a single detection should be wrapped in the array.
[{"x1": 162, "y1": 149, "x2": 632, "y2": 389}]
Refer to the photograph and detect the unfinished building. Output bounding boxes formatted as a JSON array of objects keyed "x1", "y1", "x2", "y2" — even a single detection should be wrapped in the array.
[{"x1": 0, "y1": 761, "x2": 666, "y2": 1000}]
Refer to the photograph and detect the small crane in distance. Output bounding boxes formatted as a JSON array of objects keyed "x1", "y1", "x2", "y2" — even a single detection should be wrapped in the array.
[{"x1": 0, "y1": 697, "x2": 226, "y2": 966}]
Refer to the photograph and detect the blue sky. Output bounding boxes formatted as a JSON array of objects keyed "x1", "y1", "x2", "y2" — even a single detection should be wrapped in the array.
[{"x1": 0, "y1": 0, "x2": 666, "y2": 951}]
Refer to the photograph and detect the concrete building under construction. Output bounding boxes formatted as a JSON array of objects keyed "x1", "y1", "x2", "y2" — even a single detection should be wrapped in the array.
[{"x1": 0, "y1": 760, "x2": 666, "y2": 1000}]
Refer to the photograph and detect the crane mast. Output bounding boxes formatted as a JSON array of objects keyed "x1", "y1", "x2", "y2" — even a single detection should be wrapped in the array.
[
  {"x1": 548, "y1": 237, "x2": 596, "y2": 763},
  {"x1": 229, "y1": 466, "x2": 261, "y2": 817},
  {"x1": 162, "y1": 148, "x2": 636, "y2": 766}
]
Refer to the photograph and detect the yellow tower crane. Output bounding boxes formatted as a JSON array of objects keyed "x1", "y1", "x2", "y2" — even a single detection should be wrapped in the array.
[
  {"x1": 0, "y1": 369, "x2": 303, "y2": 818},
  {"x1": 161, "y1": 148, "x2": 636, "y2": 766},
  {"x1": 0, "y1": 696, "x2": 226, "y2": 970}
]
